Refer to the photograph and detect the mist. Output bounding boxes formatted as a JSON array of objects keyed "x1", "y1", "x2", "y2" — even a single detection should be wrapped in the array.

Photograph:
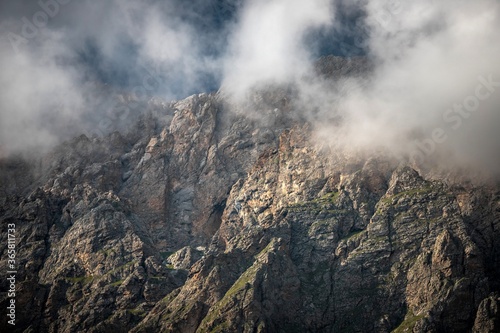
[
  {"x1": 310, "y1": 0, "x2": 500, "y2": 175},
  {"x1": 0, "y1": 0, "x2": 499, "y2": 176},
  {"x1": 0, "y1": 0, "x2": 233, "y2": 154},
  {"x1": 219, "y1": 0, "x2": 500, "y2": 175}
]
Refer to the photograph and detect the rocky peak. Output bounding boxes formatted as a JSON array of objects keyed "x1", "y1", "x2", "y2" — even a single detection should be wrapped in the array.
[{"x1": 1, "y1": 58, "x2": 500, "y2": 332}]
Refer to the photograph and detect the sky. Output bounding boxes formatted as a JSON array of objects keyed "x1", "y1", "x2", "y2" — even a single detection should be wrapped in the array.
[{"x1": 0, "y1": 0, "x2": 499, "y2": 175}]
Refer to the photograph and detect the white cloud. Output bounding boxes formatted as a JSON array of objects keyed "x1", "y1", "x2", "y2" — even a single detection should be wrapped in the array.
[
  {"x1": 311, "y1": 0, "x2": 500, "y2": 174},
  {"x1": 0, "y1": 0, "x2": 220, "y2": 154},
  {"x1": 221, "y1": 0, "x2": 334, "y2": 100},
  {"x1": 1, "y1": 0, "x2": 499, "y2": 176}
]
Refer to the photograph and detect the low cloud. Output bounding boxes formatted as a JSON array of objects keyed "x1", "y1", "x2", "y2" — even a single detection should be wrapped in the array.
[
  {"x1": 1, "y1": 0, "x2": 499, "y2": 176},
  {"x1": 0, "y1": 0, "x2": 229, "y2": 154},
  {"x1": 221, "y1": 0, "x2": 334, "y2": 100},
  {"x1": 217, "y1": 0, "x2": 500, "y2": 175},
  {"x1": 303, "y1": 0, "x2": 500, "y2": 175}
]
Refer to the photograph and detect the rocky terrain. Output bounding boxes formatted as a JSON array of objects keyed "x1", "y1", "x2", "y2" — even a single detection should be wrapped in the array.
[{"x1": 1, "y1": 57, "x2": 500, "y2": 332}]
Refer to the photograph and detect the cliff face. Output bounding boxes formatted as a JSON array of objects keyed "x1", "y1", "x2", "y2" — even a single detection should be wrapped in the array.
[{"x1": 1, "y1": 60, "x2": 500, "y2": 333}]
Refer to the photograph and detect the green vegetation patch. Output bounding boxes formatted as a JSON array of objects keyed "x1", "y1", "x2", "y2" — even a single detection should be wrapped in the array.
[
  {"x1": 98, "y1": 248, "x2": 115, "y2": 257},
  {"x1": 127, "y1": 307, "x2": 146, "y2": 317},
  {"x1": 343, "y1": 229, "x2": 365, "y2": 241},
  {"x1": 224, "y1": 264, "x2": 258, "y2": 301},
  {"x1": 392, "y1": 311, "x2": 425, "y2": 333},
  {"x1": 161, "y1": 288, "x2": 181, "y2": 305},
  {"x1": 382, "y1": 186, "x2": 434, "y2": 204},
  {"x1": 255, "y1": 238, "x2": 279, "y2": 258},
  {"x1": 64, "y1": 275, "x2": 94, "y2": 284},
  {"x1": 287, "y1": 191, "x2": 344, "y2": 215},
  {"x1": 200, "y1": 263, "x2": 261, "y2": 330},
  {"x1": 110, "y1": 279, "x2": 124, "y2": 287},
  {"x1": 209, "y1": 321, "x2": 230, "y2": 333},
  {"x1": 105, "y1": 260, "x2": 137, "y2": 276}
]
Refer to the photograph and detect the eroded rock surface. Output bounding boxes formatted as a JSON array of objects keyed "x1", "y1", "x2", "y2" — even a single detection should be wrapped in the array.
[{"x1": 1, "y1": 59, "x2": 500, "y2": 333}]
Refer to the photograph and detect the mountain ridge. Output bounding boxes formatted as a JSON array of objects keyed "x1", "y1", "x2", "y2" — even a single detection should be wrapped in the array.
[{"x1": 1, "y1": 57, "x2": 500, "y2": 333}]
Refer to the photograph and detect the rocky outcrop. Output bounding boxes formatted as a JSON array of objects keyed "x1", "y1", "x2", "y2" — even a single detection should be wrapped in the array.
[
  {"x1": 128, "y1": 125, "x2": 500, "y2": 333},
  {"x1": 1, "y1": 59, "x2": 500, "y2": 332},
  {"x1": 137, "y1": 128, "x2": 497, "y2": 332},
  {"x1": 473, "y1": 294, "x2": 500, "y2": 332}
]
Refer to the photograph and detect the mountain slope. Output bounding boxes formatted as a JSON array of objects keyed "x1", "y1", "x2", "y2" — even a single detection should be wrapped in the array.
[{"x1": 1, "y1": 58, "x2": 500, "y2": 333}]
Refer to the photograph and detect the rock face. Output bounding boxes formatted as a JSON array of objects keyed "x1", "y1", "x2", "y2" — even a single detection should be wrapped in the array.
[{"x1": 1, "y1": 60, "x2": 500, "y2": 332}]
